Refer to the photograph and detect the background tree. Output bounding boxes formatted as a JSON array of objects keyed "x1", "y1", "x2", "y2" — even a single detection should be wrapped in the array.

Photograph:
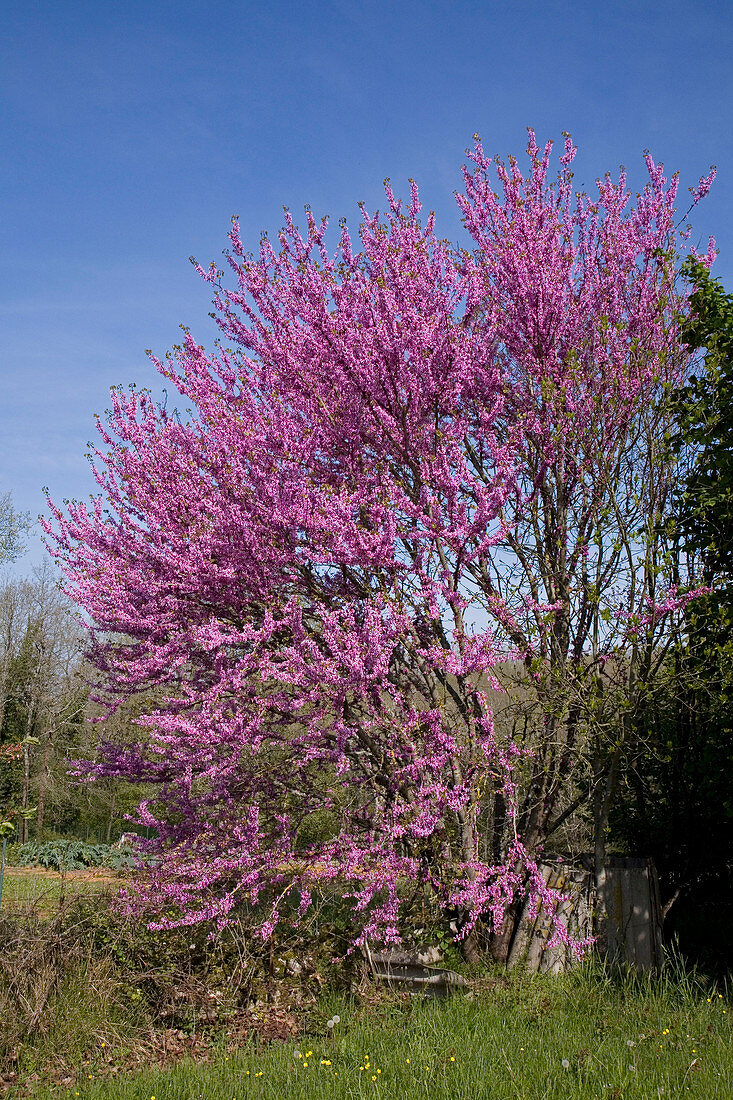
[
  {"x1": 0, "y1": 492, "x2": 31, "y2": 566},
  {"x1": 673, "y1": 257, "x2": 733, "y2": 618},
  {"x1": 0, "y1": 566, "x2": 86, "y2": 842},
  {"x1": 0, "y1": 489, "x2": 34, "y2": 808},
  {"x1": 46, "y1": 134, "x2": 714, "y2": 956},
  {"x1": 611, "y1": 259, "x2": 733, "y2": 974}
]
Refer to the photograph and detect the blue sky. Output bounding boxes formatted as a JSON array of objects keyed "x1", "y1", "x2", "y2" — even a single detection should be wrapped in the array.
[{"x1": 2, "y1": 0, "x2": 730, "y2": 572}]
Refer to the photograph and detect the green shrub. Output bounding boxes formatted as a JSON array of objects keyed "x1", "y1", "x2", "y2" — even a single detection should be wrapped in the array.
[
  {"x1": 16, "y1": 838, "x2": 111, "y2": 871},
  {"x1": 13, "y1": 838, "x2": 146, "y2": 873}
]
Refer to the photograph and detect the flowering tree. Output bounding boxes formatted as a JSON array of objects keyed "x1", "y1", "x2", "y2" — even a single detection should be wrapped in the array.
[{"x1": 45, "y1": 133, "x2": 714, "y2": 957}]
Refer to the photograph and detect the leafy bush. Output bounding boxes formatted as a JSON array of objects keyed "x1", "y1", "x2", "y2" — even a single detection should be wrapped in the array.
[
  {"x1": 10, "y1": 836, "x2": 157, "y2": 874},
  {"x1": 16, "y1": 839, "x2": 112, "y2": 872},
  {"x1": 104, "y1": 843, "x2": 140, "y2": 871}
]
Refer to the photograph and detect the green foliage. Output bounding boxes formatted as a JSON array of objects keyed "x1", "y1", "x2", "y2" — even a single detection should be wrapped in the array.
[
  {"x1": 612, "y1": 260, "x2": 733, "y2": 975},
  {"x1": 2, "y1": 840, "x2": 24, "y2": 865},
  {"x1": 105, "y1": 843, "x2": 140, "y2": 871},
  {"x1": 1, "y1": 619, "x2": 44, "y2": 748},
  {"x1": 12, "y1": 837, "x2": 152, "y2": 873},
  {"x1": 295, "y1": 809, "x2": 340, "y2": 852},
  {"x1": 673, "y1": 256, "x2": 733, "y2": 607},
  {"x1": 16, "y1": 838, "x2": 115, "y2": 872}
]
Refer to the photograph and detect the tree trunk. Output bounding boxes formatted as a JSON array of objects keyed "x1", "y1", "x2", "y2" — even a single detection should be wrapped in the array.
[
  {"x1": 592, "y1": 743, "x2": 622, "y2": 953},
  {"x1": 21, "y1": 740, "x2": 30, "y2": 844},
  {"x1": 457, "y1": 809, "x2": 487, "y2": 966},
  {"x1": 460, "y1": 923, "x2": 484, "y2": 967},
  {"x1": 35, "y1": 729, "x2": 54, "y2": 838},
  {"x1": 488, "y1": 898, "x2": 522, "y2": 964}
]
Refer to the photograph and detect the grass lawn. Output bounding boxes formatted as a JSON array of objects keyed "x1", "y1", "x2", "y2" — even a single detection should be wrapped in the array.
[
  {"x1": 27, "y1": 966, "x2": 731, "y2": 1100},
  {"x1": 0, "y1": 866, "x2": 119, "y2": 914}
]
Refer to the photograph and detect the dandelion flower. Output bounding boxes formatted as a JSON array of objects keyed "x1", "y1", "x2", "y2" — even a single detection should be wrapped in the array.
[{"x1": 561, "y1": 1059, "x2": 570, "y2": 1069}]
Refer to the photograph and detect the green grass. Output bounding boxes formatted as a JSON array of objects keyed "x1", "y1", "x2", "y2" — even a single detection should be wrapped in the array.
[
  {"x1": 0, "y1": 866, "x2": 117, "y2": 913},
  {"x1": 30, "y1": 965, "x2": 732, "y2": 1100}
]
